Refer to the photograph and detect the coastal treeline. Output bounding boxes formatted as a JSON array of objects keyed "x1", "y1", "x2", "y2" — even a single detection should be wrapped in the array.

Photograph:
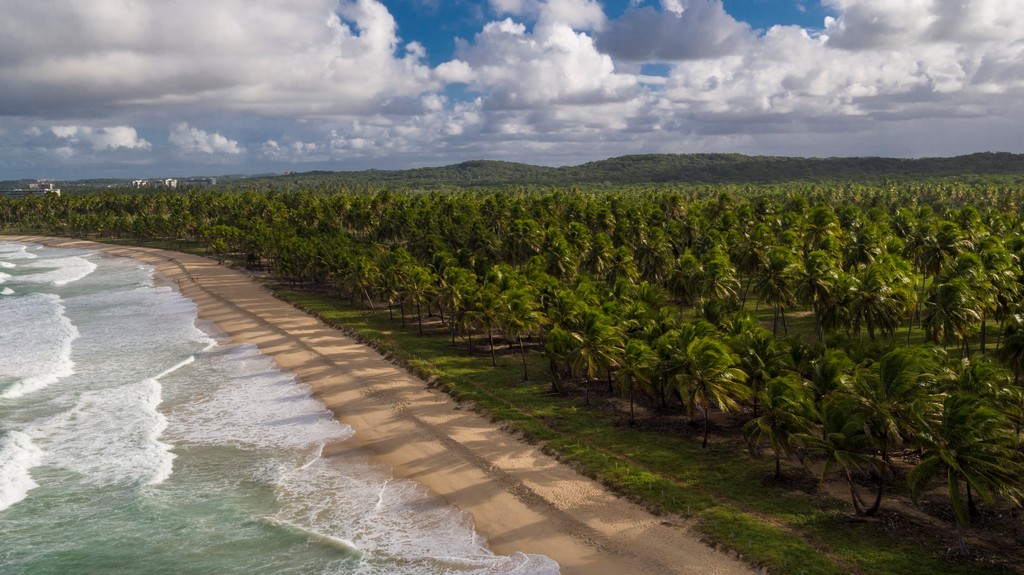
[{"x1": 5, "y1": 181, "x2": 1024, "y2": 560}]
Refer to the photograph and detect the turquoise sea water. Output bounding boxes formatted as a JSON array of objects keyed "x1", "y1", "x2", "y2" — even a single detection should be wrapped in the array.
[{"x1": 0, "y1": 242, "x2": 558, "y2": 575}]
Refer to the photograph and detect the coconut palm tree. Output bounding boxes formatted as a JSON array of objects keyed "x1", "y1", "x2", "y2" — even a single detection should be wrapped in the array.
[
  {"x1": 977, "y1": 238, "x2": 1020, "y2": 353},
  {"x1": 733, "y1": 326, "x2": 790, "y2": 417},
  {"x1": 469, "y1": 284, "x2": 504, "y2": 366},
  {"x1": 794, "y1": 250, "x2": 840, "y2": 342},
  {"x1": 673, "y1": 336, "x2": 749, "y2": 448},
  {"x1": 803, "y1": 204, "x2": 841, "y2": 253},
  {"x1": 851, "y1": 348, "x2": 937, "y2": 468},
  {"x1": 800, "y1": 395, "x2": 886, "y2": 516},
  {"x1": 744, "y1": 374, "x2": 814, "y2": 478},
  {"x1": 923, "y1": 278, "x2": 983, "y2": 355},
  {"x1": 544, "y1": 326, "x2": 576, "y2": 393},
  {"x1": 568, "y1": 310, "x2": 624, "y2": 405},
  {"x1": 908, "y1": 394, "x2": 1024, "y2": 555},
  {"x1": 849, "y1": 258, "x2": 916, "y2": 341},
  {"x1": 804, "y1": 347, "x2": 855, "y2": 407},
  {"x1": 437, "y1": 266, "x2": 477, "y2": 345},
  {"x1": 503, "y1": 289, "x2": 545, "y2": 380},
  {"x1": 402, "y1": 265, "x2": 435, "y2": 335},
  {"x1": 699, "y1": 247, "x2": 741, "y2": 304},
  {"x1": 616, "y1": 338, "x2": 658, "y2": 425},
  {"x1": 754, "y1": 247, "x2": 799, "y2": 335},
  {"x1": 998, "y1": 315, "x2": 1024, "y2": 423}
]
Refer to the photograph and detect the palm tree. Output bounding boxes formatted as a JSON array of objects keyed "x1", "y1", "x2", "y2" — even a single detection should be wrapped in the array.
[
  {"x1": 634, "y1": 227, "x2": 674, "y2": 284},
  {"x1": 921, "y1": 221, "x2": 970, "y2": 280},
  {"x1": 999, "y1": 314, "x2": 1024, "y2": 432},
  {"x1": 743, "y1": 374, "x2": 814, "y2": 478},
  {"x1": 803, "y1": 204, "x2": 840, "y2": 254},
  {"x1": 733, "y1": 326, "x2": 790, "y2": 417},
  {"x1": 923, "y1": 278, "x2": 983, "y2": 355},
  {"x1": 977, "y1": 239, "x2": 1020, "y2": 353},
  {"x1": 851, "y1": 348, "x2": 936, "y2": 467},
  {"x1": 345, "y1": 255, "x2": 382, "y2": 311},
  {"x1": 437, "y1": 266, "x2": 477, "y2": 345},
  {"x1": 800, "y1": 395, "x2": 886, "y2": 516},
  {"x1": 568, "y1": 311, "x2": 624, "y2": 405},
  {"x1": 673, "y1": 336, "x2": 749, "y2": 448},
  {"x1": 503, "y1": 289, "x2": 544, "y2": 380},
  {"x1": 667, "y1": 251, "x2": 702, "y2": 311},
  {"x1": 470, "y1": 284, "x2": 504, "y2": 366},
  {"x1": 402, "y1": 265, "x2": 435, "y2": 335},
  {"x1": 849, "y1": 258, "x2": 916, "y2": 341},
  {"x1": 616, "y1": 338, "x2": 658, "y2": 425},
  {"x1": 794, "y1": 250, "x2": 839, "y2": 342},
  {"x1": 544, "y1": 326, "x2": 576, "y2": 393},
  {"x1": 731, "y1": 222, "x2": 770, "y2": 305},
  {"x1": 908, "y1": 394, "x2": 1024, "y2": 555},
  {"x1": 754, "y1": 247, "x2": 799, "y2": 335},
  {"x1": 942, "y1": 355, "x2": 1023, "y2": 438},
  {"x1": 804, "y1": 347, "x2": 855, "y2": 406},
  {"x1": 699, "y1": 247, "x2": 741, "y2": 304}
]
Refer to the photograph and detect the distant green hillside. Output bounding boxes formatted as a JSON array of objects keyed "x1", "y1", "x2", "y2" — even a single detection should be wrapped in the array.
[
  {"x1": 232, "y1": 152, "x2": 1024, "y2": 190},
  {"x1": 28, "y1": 152, "x2": 1024, "y2": 192}
]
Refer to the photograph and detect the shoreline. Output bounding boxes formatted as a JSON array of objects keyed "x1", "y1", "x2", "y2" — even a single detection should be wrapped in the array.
[{"x1": 4, "y1": 236, "x2": 752, "y2": 575}]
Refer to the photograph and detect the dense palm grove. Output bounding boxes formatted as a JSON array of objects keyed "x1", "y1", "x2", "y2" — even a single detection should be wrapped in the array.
[{"x1": 5, "y1": 183, "x2": 1024, "y2": 555}]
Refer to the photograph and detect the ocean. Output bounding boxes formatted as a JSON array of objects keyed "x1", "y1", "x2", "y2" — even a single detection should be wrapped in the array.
[{"x1": 0, "y1": 241, "x2": 559, "y2": 575}]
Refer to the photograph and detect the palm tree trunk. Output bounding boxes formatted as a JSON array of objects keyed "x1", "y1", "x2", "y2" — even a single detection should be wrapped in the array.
[
  {"x1": 844, "y1": 467, "x2": 868, "y2": 516},
  {"x1": 364, "y1": 288, "x2": 376, "y2": 311},
  {"x1": 956, "y1": 521, "x2": 969, "y2": 557},
  {"x1": 701, "y1": 404, "x2": 710, "y2": 448},
  {"x1": 488, "y1": 326, "x2": 496, "y2": 367},
  {"x1": 629, "y1": 383, "x2": 636, "y2": 425},
  {"x1": 980, "y1": 317, "x2": 987, "y2": 354},
  {"x1": 519, "y1": 336, "x2": 529, "y2": 380},
  {"x1": 865, "y1": 470, "x2": 884, "y2": 516},
  {"x1": 967, "y1": 482, "x2": 980, "y2": 518}
]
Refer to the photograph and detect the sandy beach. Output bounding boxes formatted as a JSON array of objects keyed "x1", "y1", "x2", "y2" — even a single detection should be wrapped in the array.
[{"x1": 4, "y1": 236, "x2": 752, "y2": 575}]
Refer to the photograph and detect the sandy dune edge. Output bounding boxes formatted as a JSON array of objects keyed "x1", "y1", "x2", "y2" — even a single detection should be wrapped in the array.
[{"x1": 5, "y1": 236, "x2": 752, "y2": 575}]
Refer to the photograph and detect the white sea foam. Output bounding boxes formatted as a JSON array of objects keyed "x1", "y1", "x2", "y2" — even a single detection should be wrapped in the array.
[
  {"x1": 272, "y1": 455, "x2": 560, "y2": 575},
  {"x1": 0, "y1": 262, "x2": 14, "y2": 269},
  {"x1": 0, "y1": 272, "x2": 9, "y2": 284},
  {"x1": 29, "y1": 368, "x2": 181, "y2": 486},
  {"x1": 0, "y1": 431, "x2": 44, "y2": 512},
  {"x1": 19, "y1": 256, "x2": 97, "y2": 286},
  {"x1": 0, "y1": 244, "x2": 36, "y2": 260},
  {"x1": 0, "y1": 288, "x2": 12, "y2": 296},
  {"x1": 0, "y1": 293, "x2": 78, "y2": 399},
  {"x1": 167, "y1": 344, "x2": 353, "y2": 450}
]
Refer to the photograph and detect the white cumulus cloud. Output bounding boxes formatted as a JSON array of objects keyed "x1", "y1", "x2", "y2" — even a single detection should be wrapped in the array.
[
  {"x1": 0, "y1": 0, "x2": 437, "y2": 119},
  {"x1": 169, "y1": 123, "x2": 243, "y2": 155},
  {"x1": 50, "y1": 126, "x2": 151, "y2": 151}
]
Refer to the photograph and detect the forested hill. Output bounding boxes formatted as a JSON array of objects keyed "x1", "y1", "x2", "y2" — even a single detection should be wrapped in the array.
[{"x1": 241, "y1": 152, "x2": 1024, "y2": 189}]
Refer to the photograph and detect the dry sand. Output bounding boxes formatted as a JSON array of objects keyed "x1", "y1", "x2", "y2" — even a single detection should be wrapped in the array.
[{"x1": 5, "y1": 236, "x2": 753, "y2": 575}]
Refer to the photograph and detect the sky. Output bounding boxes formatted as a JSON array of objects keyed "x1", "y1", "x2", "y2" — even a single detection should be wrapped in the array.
[{"x1": 1, "y1": 0, "x2": 1023, "y2": 179}]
